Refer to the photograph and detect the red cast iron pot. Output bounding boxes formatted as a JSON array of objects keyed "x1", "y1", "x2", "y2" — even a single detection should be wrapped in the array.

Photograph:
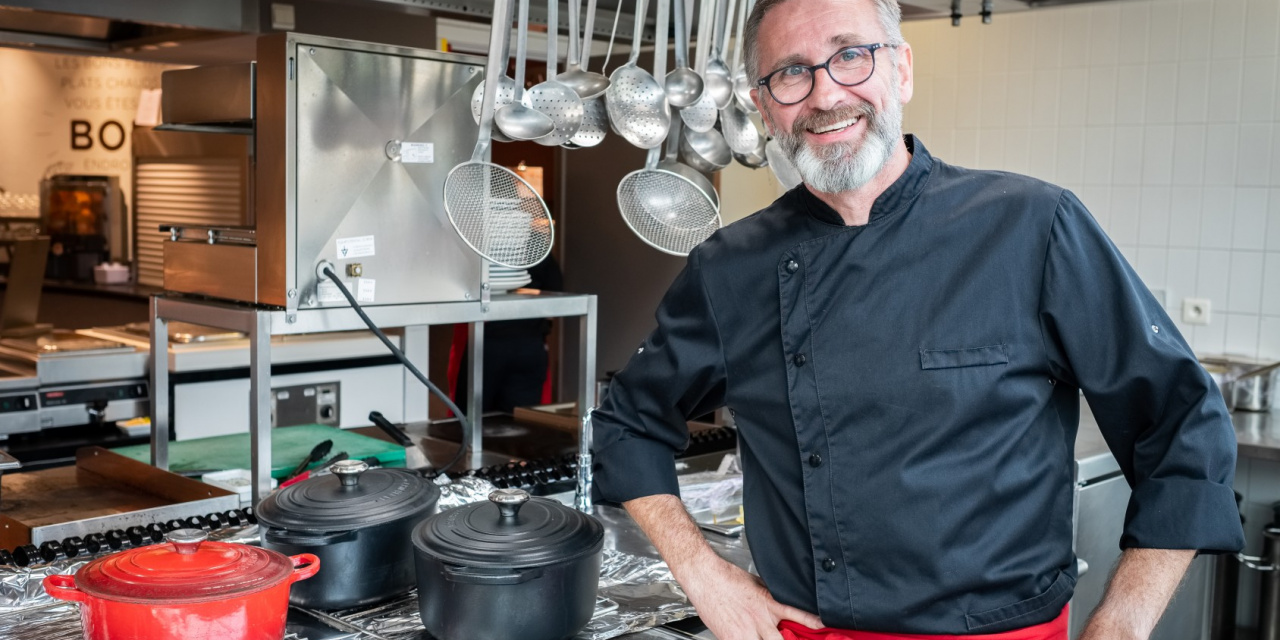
[{"x1": 43, "y1": 528, "x2": 319, "y2": 640}]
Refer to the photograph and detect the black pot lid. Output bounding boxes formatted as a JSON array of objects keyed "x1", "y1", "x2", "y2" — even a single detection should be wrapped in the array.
[
  {"x1": 256, "y1": 460, "x2": 439, "y2": 531},
  {"x1": 413, "y1": 489, "x2": 603, "y2": 568}
]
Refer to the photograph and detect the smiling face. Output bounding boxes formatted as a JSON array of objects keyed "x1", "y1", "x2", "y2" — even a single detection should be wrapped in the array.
[{"x1": 749, "y1": 0, "x2": 914, "y2": 194}]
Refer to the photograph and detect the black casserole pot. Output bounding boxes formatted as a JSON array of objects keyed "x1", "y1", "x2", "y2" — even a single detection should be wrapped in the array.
[
  {"x1": 256, "y1": 459, "x2": 439, "y2": 609},
  {"x1": 412, "y1": 488, "x2": 604, "y2": 640}
]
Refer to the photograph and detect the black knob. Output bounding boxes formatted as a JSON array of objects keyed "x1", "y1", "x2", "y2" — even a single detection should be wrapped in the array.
[
  {"x1": 205, "y1": 512, "x2": 227, "y2": 530},
  {"x1": 104, "y1": 530, "x2": 126, "y2": 550},
  {"x1": 184, "y1": 515, "x2": 209, "y2": 530},
  {"x1": 83, "y1": 534, "x2": 105, "y2": 554},
  {"x1": 145, "y1": 523, "x2": 166, "y2": 542},
  {"x1": 223, "y1": 510, "x2": 242, "y2": 526},
  {"x1": 13, "y1": 545, "x2": 39, "y2": 566},
  {"x1": 0, "y1": 549, "x2": 13, "y2": 566},
  {"x1": 125, "y1": 526, "x2": 146, "y2": 546},
  {"x1": 61, "y1": 537, "x2": 87, "y2": 558},
  {"x1": 239, "y1": 507, "x2": 257, "y2": 524},
  {"x1": 320, "y1": 405, "x2": 335, "y2": 420},
  {"x1": 38, "y1": 540, "x2": 64, "y2": 562},
  {"x1": 165, "y1": 520, "x2": 186, "y2": 532}
]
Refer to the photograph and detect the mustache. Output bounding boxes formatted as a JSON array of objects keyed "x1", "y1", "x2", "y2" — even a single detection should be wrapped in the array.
[{"x1": 791, "y1": 102, "x2": 876, "y2": 137}]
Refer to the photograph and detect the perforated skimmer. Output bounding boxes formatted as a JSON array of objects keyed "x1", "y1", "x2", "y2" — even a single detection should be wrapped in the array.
[
  {"x1": 606, "y1": 0, "x2": 671, "y2": 149},
  {"x1": 445, "y1": 0, "x2": 555, "y2": 269}
]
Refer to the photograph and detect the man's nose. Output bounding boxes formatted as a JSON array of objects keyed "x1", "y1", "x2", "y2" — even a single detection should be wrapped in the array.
[{"x1": 807, "y1": 66, "x2": 850, "y2": 111}]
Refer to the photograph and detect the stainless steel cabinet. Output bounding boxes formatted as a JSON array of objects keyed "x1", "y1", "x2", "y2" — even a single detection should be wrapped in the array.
[{"x1": 1071, "y1": 473, "x2": 1214, "y2": 639}]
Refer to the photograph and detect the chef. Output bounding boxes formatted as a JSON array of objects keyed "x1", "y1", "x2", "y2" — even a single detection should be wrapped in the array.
[{"x1": 590, "y1": 0, "x2": 1246, "y2": 638}]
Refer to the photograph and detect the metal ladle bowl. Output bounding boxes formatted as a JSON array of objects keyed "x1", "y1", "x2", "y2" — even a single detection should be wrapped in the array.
[
  {"x1": 495, "y1": 0, "x2": 555, "y2": 141},
  {"x1": 680, "y1": 127, "x2": 731, "y2": 173},
  {"x1": 733, "y1": 136, "x2": 768, "y2": 168}
]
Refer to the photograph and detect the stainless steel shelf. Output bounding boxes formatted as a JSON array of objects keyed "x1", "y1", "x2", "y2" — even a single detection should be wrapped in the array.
[{"x1": 148, "y1": 291, "x2": 598, "y2": 508}]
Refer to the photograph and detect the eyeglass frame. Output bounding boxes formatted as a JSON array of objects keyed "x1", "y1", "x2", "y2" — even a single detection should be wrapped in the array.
[{"x1": 755, "y1": 43, "x2": 900, "y2": 106}]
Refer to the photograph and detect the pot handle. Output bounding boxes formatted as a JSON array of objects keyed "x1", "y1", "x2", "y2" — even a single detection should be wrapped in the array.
[
  {"x1": 442, "y1": 564, "x2": 543, "y2": 585},
  {"x1": 264, "y1": 528, "x2": 358, "y2": 546},
  {"x1": 43, "y1": 574, "x2": 87, "y2": 603},
  {"x1": 288, "y1": 553, "x2": 322, "y2": 584}
]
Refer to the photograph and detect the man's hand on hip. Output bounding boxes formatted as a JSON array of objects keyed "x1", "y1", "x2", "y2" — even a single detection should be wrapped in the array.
[{"x1": 624, "y1": 494, "x2": 823, "y2": 640}]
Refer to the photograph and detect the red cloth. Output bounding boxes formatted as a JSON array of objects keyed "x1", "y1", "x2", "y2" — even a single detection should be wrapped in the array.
[{"x1": 778, "y1": 606, "x2": 1068, "y2": 640}]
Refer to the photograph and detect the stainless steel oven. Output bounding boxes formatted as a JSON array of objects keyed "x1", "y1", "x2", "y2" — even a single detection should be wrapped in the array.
[{"x1": 160, "y1": 34, "x2": 486, "y2": 312}]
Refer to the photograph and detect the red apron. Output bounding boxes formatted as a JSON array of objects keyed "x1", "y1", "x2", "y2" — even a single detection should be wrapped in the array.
[{"x1": 779, "y1": 606, "x2": 1068, "y2": 640}]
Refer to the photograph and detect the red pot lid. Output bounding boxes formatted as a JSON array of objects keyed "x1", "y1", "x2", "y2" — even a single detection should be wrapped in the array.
[{"x1": 75, "y1": 529, "x2": 295, "y2": 604}]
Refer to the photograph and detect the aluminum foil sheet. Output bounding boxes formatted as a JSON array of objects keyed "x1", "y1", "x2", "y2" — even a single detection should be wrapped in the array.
[
  {"x1": 316, "y1": 549, "x2": 695, "y2": 640},
  {"x1": 433, "y1": 474, "x2": 498, "y2": 511}
]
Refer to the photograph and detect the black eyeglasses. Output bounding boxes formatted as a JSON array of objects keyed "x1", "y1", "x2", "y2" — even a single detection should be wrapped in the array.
[{"x1": 756, "y1": 43, "x2": 899, "y2": 105}]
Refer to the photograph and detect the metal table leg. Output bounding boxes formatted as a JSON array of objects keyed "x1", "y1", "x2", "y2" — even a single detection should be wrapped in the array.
[
  {"x1": 575, "y1": 296, "x2": 597, "y2": 513},
  {"x1": 467, "y1": 321, "x2": 485, "y2": 469},
  {"x1": 249, "y1": 310, "x2": 273, "y2": 506},
  {"x1": 149, "y1": 297, "x2": 169, "y2": 469}
]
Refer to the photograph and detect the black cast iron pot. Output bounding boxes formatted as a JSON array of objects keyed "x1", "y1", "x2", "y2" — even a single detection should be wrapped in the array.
[
  {"x1": 412, "y1": 488, "x2": 604, "y2": 640},
  {"x1": 256, "y1": 460, "x2": 440, "y2": 609}
]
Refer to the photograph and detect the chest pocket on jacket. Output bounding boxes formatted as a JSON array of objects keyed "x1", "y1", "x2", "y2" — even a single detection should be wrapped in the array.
[{"x1": 919, "y1": 344, "x2": 1009, "y2": 370}]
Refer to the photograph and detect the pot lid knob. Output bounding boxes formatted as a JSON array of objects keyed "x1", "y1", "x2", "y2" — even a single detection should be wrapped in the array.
[
  {"x1": 165, "y1": 528, "x2": 207, "y2": 555},
  {"x1": 332, "y1": 459, "x2": 369, "y2": 487},
  {"x1": 489, "y1": 488, "x2": 530, "y2": 520}
]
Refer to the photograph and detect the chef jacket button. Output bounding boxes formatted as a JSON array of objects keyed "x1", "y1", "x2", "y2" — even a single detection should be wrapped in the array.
[
  {"x1": 785, "y1": 260, "x2": 799, "y2": 273},
  {"x1": 809, "y1": 453, "x2": 822, "y2": 468},
  {"x1": 794, "y1": 353, "x2": 806, "y2": 366},
  {"x1": 822, "y1": 557, "x2": 837, "y2": 572}
]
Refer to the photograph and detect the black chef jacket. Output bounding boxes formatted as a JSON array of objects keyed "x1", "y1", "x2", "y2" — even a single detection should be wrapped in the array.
[{"x1": 591, "y1": 136, "x2": 1245, "y2": 634}]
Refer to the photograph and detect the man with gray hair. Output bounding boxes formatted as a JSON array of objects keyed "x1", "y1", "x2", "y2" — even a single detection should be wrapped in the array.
[{"x1": 590, "y1": 0, "x2": 1244, "y2": 638}]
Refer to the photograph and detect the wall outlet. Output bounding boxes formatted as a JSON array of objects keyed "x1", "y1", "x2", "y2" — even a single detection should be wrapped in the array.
[{"x1": 1182, "y1": 298, "x2": 1211, "y2": 326}]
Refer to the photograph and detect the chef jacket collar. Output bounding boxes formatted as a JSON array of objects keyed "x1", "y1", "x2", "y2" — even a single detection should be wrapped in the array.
[{"x1": 798, "y1": 134, "x2": 932, "y2": 227}]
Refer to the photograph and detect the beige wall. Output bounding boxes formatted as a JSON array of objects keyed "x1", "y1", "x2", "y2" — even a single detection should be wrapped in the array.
[{"x1": 0, "y1": 49, "x2": 176, "y2": 214}]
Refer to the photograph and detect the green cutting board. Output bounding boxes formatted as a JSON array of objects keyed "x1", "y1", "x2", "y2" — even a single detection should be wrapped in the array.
[{"x1": 111, "y1": 425, "x2": 406, "y2": 478}]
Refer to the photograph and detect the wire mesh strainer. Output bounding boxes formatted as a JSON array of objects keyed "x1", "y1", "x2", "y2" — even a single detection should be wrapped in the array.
[
  {"x1": 444, "y1": 0, "x2": 555, "y2": 269},
  {"x1": 617, "y1": 151, "x2": 721, "y2": 256},
  {"x1": 616, "y1": 10, "x2": 720, "y2": 258}
]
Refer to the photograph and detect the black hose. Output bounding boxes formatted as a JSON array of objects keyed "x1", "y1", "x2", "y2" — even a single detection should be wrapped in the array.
[{"x1": 321, "y1": 267, "x2": 472, "y2": 477}]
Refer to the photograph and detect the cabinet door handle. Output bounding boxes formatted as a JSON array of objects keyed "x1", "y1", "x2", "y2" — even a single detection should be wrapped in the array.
[{"x1": 1077, "y1": 558, "x2": 1090, "y2": 577}]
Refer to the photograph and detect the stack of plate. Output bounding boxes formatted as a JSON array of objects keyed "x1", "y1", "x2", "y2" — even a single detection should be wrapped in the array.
[{"x1": 488, "y1": 265, "x2": 533, "y2": 292}]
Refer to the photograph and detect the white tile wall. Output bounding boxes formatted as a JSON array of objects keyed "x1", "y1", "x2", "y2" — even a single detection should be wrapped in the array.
[{"x1": 904, "y1": 0, "x2": 1280, "y2": 358}]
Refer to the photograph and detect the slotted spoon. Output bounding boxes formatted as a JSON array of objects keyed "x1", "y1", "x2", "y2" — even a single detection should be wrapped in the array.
[{"x1": 606, "y1": 0, "x2": 671, "y2": 149}]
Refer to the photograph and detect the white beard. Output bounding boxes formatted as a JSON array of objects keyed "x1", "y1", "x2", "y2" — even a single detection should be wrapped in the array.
[{"x1": 771, "y1": 92, "x2": 904, "y2": 194}]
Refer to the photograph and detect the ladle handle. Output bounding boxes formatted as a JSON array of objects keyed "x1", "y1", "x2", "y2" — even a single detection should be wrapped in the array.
[
  {"x1": 567, "y1": 0, "x2": 582, "y2": 68},
  {"x1": 654, "y1": 0, "x2": 670, "y2": 78},
  {"x1": 474, "y1": 0, "x2": 516, "y2": 162},
  {"x1": 673, "y1": 0, "x2": 690, "y2": 69},
  {"x1": 716, "y1": 0, "x2": 735, "y2": 60},
  {"x1": 695, "y1": 0, "x2": 714, "y2": 74},
  {"x1": 730, "y1": 0, "x2": 747, "y2": 69},
  {"x1": 513, "y1": 0, "x2": 530, "y2": 98},
  {"x1": 581, "y1": 0, "x2": 599, "y2": 67},
  {"x1": 546, "y1": 0, "x2": 558, "y2": 76},
  {"x1": 628, "y1": 0, "x2": 648, "y2": 65}
]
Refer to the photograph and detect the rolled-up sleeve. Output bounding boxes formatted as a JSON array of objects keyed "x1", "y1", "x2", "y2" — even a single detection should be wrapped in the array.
[
  {"x1": 592, "y1": 248, "x2": 728, "y2": 504},
  {"x1": 1038, "y1": 190, "x2": 1245, "y2": 553}
]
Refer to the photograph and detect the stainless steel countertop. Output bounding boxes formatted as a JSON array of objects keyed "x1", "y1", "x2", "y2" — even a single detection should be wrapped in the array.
[
  {"x1": 1231, "y1": 409, "x2": 1280, "y2": 462},
  {"x1": 1074, "y1": 394, "x2": 1280, "y2": 482}
]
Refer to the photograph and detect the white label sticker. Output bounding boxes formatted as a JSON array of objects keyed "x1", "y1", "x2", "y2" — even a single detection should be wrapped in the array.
[
  {"x1": 316, "y1": 280, "x2": 351, "y2": 303},
  {"x1": 357, "y1": 278, "x2": 376, "y2": 303},
  {"x1": 336, "y1": 235, "x2": 375, "y2": 259},
  {"x1": 400, "y1": 142, "x2": 434, "y2": 164}
]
